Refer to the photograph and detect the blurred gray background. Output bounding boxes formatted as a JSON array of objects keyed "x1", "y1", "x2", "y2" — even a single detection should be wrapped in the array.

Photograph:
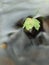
[{"x1": 0, "y1": 0, "x2": 49, "y2": 65}]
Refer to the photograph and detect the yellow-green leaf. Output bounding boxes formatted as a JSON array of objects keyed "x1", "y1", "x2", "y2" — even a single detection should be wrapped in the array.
[{"x1": 23, "y1": 18, "x2": 40, "y2": 31}]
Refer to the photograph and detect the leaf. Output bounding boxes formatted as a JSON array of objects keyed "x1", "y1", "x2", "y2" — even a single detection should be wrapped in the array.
[{"x1": 23, "y1": 18, "x2": 40, "y2": 31}]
